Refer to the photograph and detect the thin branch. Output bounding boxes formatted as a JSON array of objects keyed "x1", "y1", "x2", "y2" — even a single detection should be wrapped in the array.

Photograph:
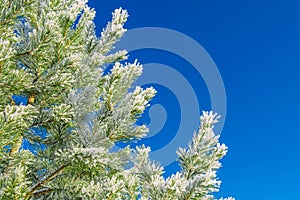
[
  {"x1": 32, "y1": 188, "x2": 54, "y2": 197},
  {"x1": 25, "y1": 164, "x2": 69, "y2": 199}
]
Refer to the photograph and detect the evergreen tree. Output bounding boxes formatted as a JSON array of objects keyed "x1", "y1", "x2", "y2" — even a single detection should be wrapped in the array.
[{"x1": 0, "y1": 0, "x2": 234, "y2": 199}]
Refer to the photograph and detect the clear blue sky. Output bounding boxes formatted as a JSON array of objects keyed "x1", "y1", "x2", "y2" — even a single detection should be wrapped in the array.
[{"x1": 89, "y1": 0, "x2": 300, "y2": 199}]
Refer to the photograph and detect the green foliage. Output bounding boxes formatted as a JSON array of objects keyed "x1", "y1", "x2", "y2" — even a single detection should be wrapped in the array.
[{"x1": 0, "y1": 0, "x2": 233, "y2": 199}]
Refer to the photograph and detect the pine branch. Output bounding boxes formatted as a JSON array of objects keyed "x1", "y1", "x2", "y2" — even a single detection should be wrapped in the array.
[{"x1": 0, "y1": 1, "x2": 232, "y2": 199}]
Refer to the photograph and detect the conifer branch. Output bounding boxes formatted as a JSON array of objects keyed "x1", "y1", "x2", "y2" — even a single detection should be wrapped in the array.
[{"x1": 0, "y1": 1, "x2": 233, "y2": 199}]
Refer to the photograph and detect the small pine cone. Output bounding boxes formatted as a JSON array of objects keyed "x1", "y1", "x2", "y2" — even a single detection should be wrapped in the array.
[{"x1": 28, "y1": 95, "x2": 35, "y2": 105}]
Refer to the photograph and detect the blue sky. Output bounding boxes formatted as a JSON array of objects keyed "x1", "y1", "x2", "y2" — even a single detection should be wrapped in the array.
[{"x1": 89, "y1": 0, "x2": 300, "y2": 199}]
